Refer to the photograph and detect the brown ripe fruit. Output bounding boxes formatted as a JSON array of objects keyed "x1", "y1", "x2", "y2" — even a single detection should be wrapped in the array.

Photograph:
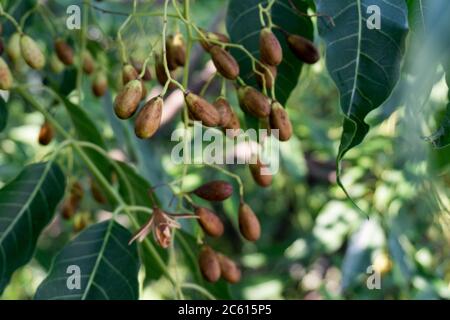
[
  {"x1": 218, "y1": 253, "x2": 241, "y2": 284},
  {"x1": 256, "y1": 63, "x2": 277, "y2": 90},
  {"x1": 237, "y1": 86, "x2": 271, "y2": 118},
  {"x1": 196, "y1": 207, "x2": 224, "y2": 238},
  {"x1": 0, "y1": 57, "x2": 13, "y2": 90},
  {"x1": 259, "y1": 28, "x2": 283, "y2": 66},
  {"x1": 200, "y1": 30, "x2": 230, "y2": 52},
  {"x1": 185, "y1": 92, "x2": 221, "y2": 127},
  {"x1": 82, "y1": 51, "x2": 95, "y2": 74},
  {"x1": 286, "y1": 34, "x2": 320, "y2": 64},
  {"x1": 90, "y1": 178, "x2": 107, "y2": 204},
  {"x1": 114, "y1": 79, "x2": 142, "y2": 119},
  {"x1": 238, "y1": 202, "x2": 261, "y2": 242},
  {"x1": 198, "y1": 246, "x2": 221, "y2": 283},
  {"x1": 54, "y1": 39, "x2": 74, "y2": 65},
  {"x1": 62, "y1": 181, "x2": 84, "y2": 220},
  {"x1": 269, "y1": 102, "x2": 293, "y2": 141},
  {"x1": 92, "y1": 71, "x2": 108, "y2": 97},
  {"x1": 192, "y1": 180, "x2": 233, "y2": 201},
  {"x1": 38, "y1": 121, "x2": 54, "y2": 146},
  {"x1": 167, "y1": 32, "x2": 186, "y2": 68},
  {"x1": 134, "y1": 96, "x2": 163, "y2": 139},
  {"x1": 214, "y1": 97, "x2": 233, "y2": 127},
  {"x1": 249, "y1": 157, "x2": 272, "y2": 187},
  {"x1": 122, "y1": 63, "x2": 138, "y2": 84},
  {"x1": 20, "y1": 35, "x2": 45, "y2": 70},
  {"x1": 209, "y1": 46, "x2": 239, "y2": 80},
  {"x1": 132, "y1": 59, "x2": 152, "y2": 81}
]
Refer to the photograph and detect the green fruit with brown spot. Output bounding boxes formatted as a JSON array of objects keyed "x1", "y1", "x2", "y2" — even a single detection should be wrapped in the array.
[
  {"x1": 198, "y1": 246, "x2": 221, "y2": 283},
  {"x1": 259, "y1": 28, "x2": 283, "y2": 66},
  {"x1": 218, "y1": 253, "x2": 241, "y2": 284},
  {"x1": 50, "y1": 53, "x2": 65, "y2": 74},
  {"x1": 209, "y1": 46, "x2": 239, "y2": 80},
  {"x1": 269, "y1": 102, "x2": 293, "y2": 141},
  {"x1": 237, "y1": 86, "x2": 271, "y2": 118},
  {"x1": 134, "y1": 96, "x2": 163, "y2": 139},
  {"x1": 54, "y1": 38, "x2": 74, "y2": 65},
  {"x1": 0, "y1": 57, "x2": 13, "y2": 90},
  {"x1": 286, "y1": 33, "x2": 320, "y2": 64},
  {"x1": 196, "y1": 207, "x2": 224, "y2": 238},
  {"x1": 114, "y1": 79, "x2": 142, "y2": 119},
  {"x1": 20, "y1": 35, "x2": 45, "y2": 69},
  {"x1": 185, "y1": 92, "x2": 221, "y2": 127},
  {"x1": 238, "y1": 202, "x2": 261, "y2": 242}
]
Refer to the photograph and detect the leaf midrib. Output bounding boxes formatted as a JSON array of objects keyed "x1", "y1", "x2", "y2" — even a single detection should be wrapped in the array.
[
  {"x1": 80, "y1": 220, "x2": 115, "y2": 300},
  {"x1": 347, "y1": 0, "x2": 363, "y2": 117}
]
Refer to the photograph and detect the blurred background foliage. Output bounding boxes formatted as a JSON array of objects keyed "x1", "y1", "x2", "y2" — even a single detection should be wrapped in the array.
[{"x1": 1, "y1": 0, "x2": 450, "y2": 300}]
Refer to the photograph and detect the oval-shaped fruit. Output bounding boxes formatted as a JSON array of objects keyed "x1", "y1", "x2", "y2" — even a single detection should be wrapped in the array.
[
  {"x1": 214, "y1": 97, "x2": 233, "y2": 127},
  {"x1": 249, "y1": 157, "x2": 272, "y2": 187},
  {"x1": 196, "y1": 207, "x2": 224, "y2": 238},
  {"x1": 209, "y1": 46, "x2": 239, "y2": 80},
  {"x1": 200, "y1": 30, "x2": 230, "y2": 52},
  {"x1": 0, "y1": 57, "x2": 13, "y2": 90},
  {"x1": 185, "y1": 92, "x2": 221, "y2": 127},
  {"x1": 259, "y1": 28, "x2": 283, "y2": 66},
  {"x1": 223, "y1": 109, "x2": 241, "y2": 137},
  {"x1": 54, "y1": 39, "x2": 74, "y2": 65},
  {"x1": 82, "y1": 51, "x2": 95, "y2": 74},
  {"x1": 90, "y1": 177, "x2": 107, "y2": 204},
  {"x1": 238, "y1": 202, "x2": 261, "y2": 242},
  {"x1": 218, "y1": 253, "x2": 241, "y2": 284},
  {"x1": 286, "y1": 34, "x2": 320, "y2": 64},
  {"x1": 198, "y1": 246, "x2": 221, "y2": 283},
  {"x1": 256, "y1": 63, "x2": 277, "y2": 90},
  {"x1": 6, "y1": 33, "x2": 22, "y2": 63},
  {"x1": 269, "y1": 102, "x2": 292, "y2": 141},
  {"x1": 49, "y1": 53, "x2": 65, "y2": 74},
  {"x1": 192, "y1": 180, "x2": 233, "y2": 201},
  {"x1": 20, "y1": 35, "x2": 45, "y2": 69},
  {"x1": 166, "y1": 33, "x2": 186, "y2": 69},
  {"x1": 92, "y1": 71, "x2": 108, "y2": 97},
  {"x1": 122, "y1": 63, "x2": 138, "y2": 84},
  {"x1": 134, "y1": 96, "x2": 163, "y2": 139},
  {"x1": 61, "y1": 200, "x2": 75, "y2": 220},
  {"x1": 114, "y1": 79, "x2": 142, "y2": 119},
  {"x1": 38, "y1": 121, "x2": 54, "y2": 146},
  {"x1": 237, "y1": 86, "x2": 271, "y2": 118}
]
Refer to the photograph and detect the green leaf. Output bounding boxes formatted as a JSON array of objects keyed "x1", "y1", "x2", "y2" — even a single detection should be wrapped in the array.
[
  {"x1": 116, "y1": 161, "x2": 169, "y2": 283},
  {"x1": 0, "y1": 162, "x2": 65, "y2": 294},
  {"x1": 35, "y1": 220, "x2": 140, "y2": 300},
  {"x1": 315, "y1": 0, "x2": 409, "y2": 189},
  {"x1": 226, "y1": 0, "x2": 314, "y2": 123},
  {"x1": 426, "y1": 102, "x2": 450, "y2": 148},
  {"x1": 0, "y1": 97, "x2": 7, "y2": 132}
]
